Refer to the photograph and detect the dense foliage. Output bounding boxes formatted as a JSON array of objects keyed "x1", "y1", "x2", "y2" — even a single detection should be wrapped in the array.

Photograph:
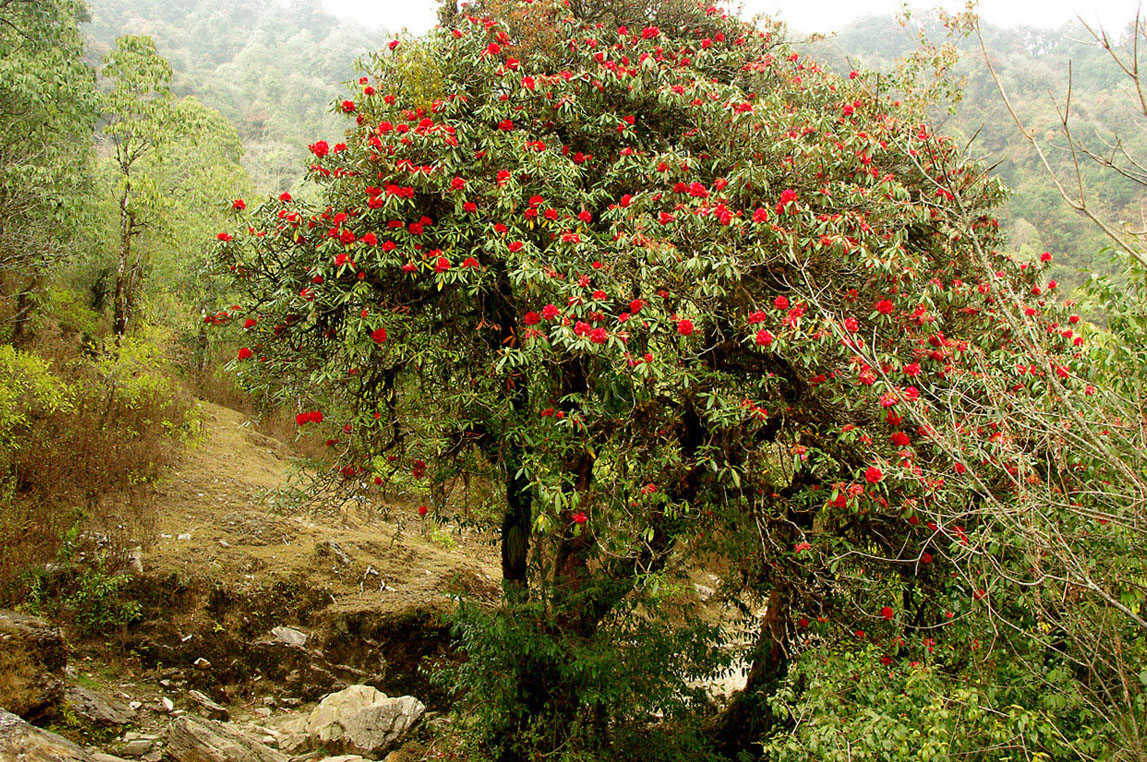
[
  {"x1": 213, "y1": 0, "x2": 1146, "y2": 759},
  {"x1": 0, "y1": 0, "x2": 241, "y2": 617},
  {"x1": 0, "y1": 0, "x2": 99, "y2": 341},
  {"x1": 0, "y1": 0, "x2": 1144, "y2": 755}
]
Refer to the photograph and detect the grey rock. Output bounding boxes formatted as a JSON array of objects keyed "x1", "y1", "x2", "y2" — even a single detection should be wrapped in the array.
[
  {"x1": 91, "y1": 754, "x2": 133, "y2": 762},
  {"x1": 165, "y1": 715, "x2": 289, "y2": 762},
  {"x1": 0, "y1": 708, "x2": 97, "y2": 761},
  {"x1": 66, "y1": 684, "x2": 134, "y2": 727},
  {"x1": 0, "y1": 610, "x2": 66, "y2": 722},
  {"x1": 270, "y1": 626, "x2": 308, "y2": 648},
  {"x1": 290, "y1": 685, "x2": 424, "y2": 758},
  {"x1": 120, "y1": 738, "x2": 153, "y2": 758},
  {"x1": 188, "y1": 690, "x2": 229, "y2": 721}
]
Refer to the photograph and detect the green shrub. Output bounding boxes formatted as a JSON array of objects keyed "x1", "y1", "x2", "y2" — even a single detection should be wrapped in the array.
[
  {"x1": 760, "y1": 644, "x2": 1111, "y2": 762},
  {"x1": 440, "y1": 595, "x2": 728, "y2": 761},
  {"x1": 0, "y1": 345, "x2": 72, "y2": 447}
]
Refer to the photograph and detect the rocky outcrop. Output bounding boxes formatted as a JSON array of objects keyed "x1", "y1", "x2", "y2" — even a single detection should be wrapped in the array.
[
  {"x1": 284, "y1": 685, "x2": 424, "y2": 758},
  {"x1": 187, "y1": 690, "x2": 229, "y2": 721},
  {"x1": 0, "y1": 708, "x2": 98, "y2": 761},
  {"x1": 65, "y1": 684, "x2": 134, "y2": 727},
  {"x1": 165, "y1": 715, "x2": 288, "y2": 762},
  {"x1": 0, "y1": 610, "x2": 67, "y2": 722}
]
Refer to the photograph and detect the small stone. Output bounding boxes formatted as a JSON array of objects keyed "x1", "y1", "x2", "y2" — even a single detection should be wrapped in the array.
[
  {"x1": 188, "y1": 689, "x2": 229, "y2": 721},
  {"x1": 177, "y1": 534, "x2": 192, "y2": 541},
  {"x1": 270, "y1": 626, "x2": 308, "y2": 647},
  {"x1": 254, "y1": 707, "x2": 272, "y2": 718},
  {"x1": 129, "y1": 702, "x2": 142, "y2": 710},
  {"x1": 158, "y1": 697, "x2": 174, "y2": 713},
  {"x1": 261, "y1": 697, "x2": 276, "y2": 707},
  {"x1": 193, "y1": 657, "x2": 212, "y2": 671},
  {"x1": 121, "y1": 738, "x2": 153, "y2": 757},
  {"x1": 65, "y1": 685, "x2": 133, "y2": 727}
]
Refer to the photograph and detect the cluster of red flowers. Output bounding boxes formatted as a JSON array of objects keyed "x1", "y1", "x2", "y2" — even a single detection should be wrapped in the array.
[{"x1": 295, "y1": 411, "x2": 323, "y2": 425}]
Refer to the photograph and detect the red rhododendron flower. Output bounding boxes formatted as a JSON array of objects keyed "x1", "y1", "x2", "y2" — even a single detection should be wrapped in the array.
[
  {"x1": 677, "y1": 319, "x2": 694, "y2": 336},
  {"x1": 755, "y1": 329, "x2": 774, "y2": 347},
  {"x1": 237, "y1": 347, "x2": 253, "y2": 360},
  {"x1": 371, "y1": 327, "x2": 387, "y2": 343},
  {"x1": 865, "y1": 466, "x2": 883, "y2": 483},
  {"x1": 880, "y1": 605, "x2": 894, "y2": 621}
]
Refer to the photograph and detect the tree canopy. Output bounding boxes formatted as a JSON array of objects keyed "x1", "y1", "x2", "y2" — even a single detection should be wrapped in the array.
[{"x1": 212, "y1": 1, "x2": 1145, "y2": 758}]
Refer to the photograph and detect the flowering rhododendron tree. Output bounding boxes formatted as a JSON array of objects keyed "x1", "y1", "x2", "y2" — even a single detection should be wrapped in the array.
[{"x1": 213, "y1": 0, "x2": 1145, "y2": 757}]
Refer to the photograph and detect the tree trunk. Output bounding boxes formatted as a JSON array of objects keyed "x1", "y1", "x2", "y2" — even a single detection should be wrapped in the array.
[
  {"x1": 11, "y1": 275, "x2": 41, "y2": 346},
  {"x1": 113, "y1": 184, "x2": 135, "y2": 339},
  {"x1": 501, "y1": 431, "x2": 532, "y2": 598},
  {"x1": 551, "y1": 448, "x2": 596, "y2": 631},
  {"x1": 112, "y1": 184, "x2": 131, "y2": 339},
  {"x1": 708, "y1": 586, "x2": 791, "y2": 758}
]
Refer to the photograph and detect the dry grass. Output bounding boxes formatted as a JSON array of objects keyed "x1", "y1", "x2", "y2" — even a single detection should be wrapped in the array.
[
  {"x1": 189, "y1": 341, "x2": 326, "y2": 459},
  {"x1": 0, "y1": 341, "x2": 193, "y2": 606}
]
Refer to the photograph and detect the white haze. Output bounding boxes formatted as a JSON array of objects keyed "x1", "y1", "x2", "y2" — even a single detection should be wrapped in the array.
[{"x1": 319, "y1": 0, "x2": 1144, "y2": 36}]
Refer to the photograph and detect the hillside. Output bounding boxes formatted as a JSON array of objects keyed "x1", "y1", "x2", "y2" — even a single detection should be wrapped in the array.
[
  {"x1": 809, "y1": 14, "x2": 1147, "y2": 283},
  {"x1": 84, "y1": 0, "x2": 384, "y2": 194}
]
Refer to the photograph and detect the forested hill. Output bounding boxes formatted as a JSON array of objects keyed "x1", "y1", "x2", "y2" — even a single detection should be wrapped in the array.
[
  {"x1": 82, "y1": 1, "x2": 1144, "y2": 282},
  {"x1": 84, "y1": 0, "x2": 385, "y2": 194},
  {"x1": 809, "y1": 14, "x2": 1146, "y2": 283}
]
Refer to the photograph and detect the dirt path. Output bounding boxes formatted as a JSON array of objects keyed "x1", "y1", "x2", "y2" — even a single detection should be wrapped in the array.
[{"x1": 142, "y1": 400, "x2": 500, "y2": 623}]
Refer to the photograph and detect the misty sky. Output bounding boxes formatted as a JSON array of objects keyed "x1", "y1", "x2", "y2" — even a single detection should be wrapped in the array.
[{"x1": 319, "y1": 0, "x2": 1142, "y2": 35}]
